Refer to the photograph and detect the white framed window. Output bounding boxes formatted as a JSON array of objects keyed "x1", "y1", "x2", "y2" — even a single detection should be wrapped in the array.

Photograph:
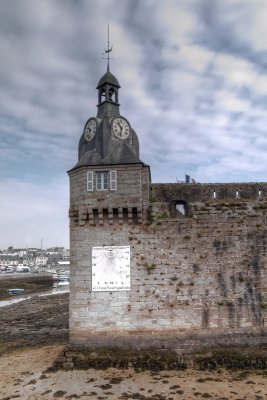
[
  {"x1": 87, "y1": 171, "x2": 93, "y2": 191},
  {"x1": 110, "y1": 170, "x2": 117, "y2": 190},
  {"x1": 96, "y1": 171, "x2": 109, "y2": 190},
  {"x1": 88, "y1": 170, "x2": 117, "y2": 191}
]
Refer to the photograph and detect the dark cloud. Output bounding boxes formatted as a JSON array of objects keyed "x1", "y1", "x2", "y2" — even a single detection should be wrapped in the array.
[
  {"x1": 1, "y1": 0, "x2": 267, "y2": 248},
  {"x1": 194, "y1": 0, "x2": 267, "y2": 70}
]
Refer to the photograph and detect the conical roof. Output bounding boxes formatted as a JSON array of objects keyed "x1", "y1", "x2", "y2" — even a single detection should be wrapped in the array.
[{"x1": 96, "y1": 67, "x2": 120, "y2": 89}]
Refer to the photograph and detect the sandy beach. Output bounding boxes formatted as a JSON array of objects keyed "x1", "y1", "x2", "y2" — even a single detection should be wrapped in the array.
[
  {"x1": 1, "y1": 344, "x2": 267, "y2": 400},
  {"x1": 0, "y1": 293, "x2": 267, "y2": 400}
]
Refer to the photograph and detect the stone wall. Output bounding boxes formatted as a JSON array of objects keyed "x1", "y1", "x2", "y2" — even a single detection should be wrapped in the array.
[
  {"x1": 69, "y1": 194, "x2": 267, "y2": 350},
  {"x1": 69, "y1": 164, "x2": 150, "y2": 205},
  {"x1": 69, "y1": 164, "x2": 150, "y2": 225},
  {"x1": 151, "y1": 182, "x2": 267, "y2": 203}
]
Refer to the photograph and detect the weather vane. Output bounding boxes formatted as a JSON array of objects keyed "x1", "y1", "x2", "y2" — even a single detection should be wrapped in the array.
[{"x1": 103, "y1": 24, "x2": 113, "y2": 70}]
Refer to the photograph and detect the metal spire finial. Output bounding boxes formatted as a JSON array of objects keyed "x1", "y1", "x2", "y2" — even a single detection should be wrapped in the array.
[{"x1": 103, "y1": 24, "x2": 113, "y2": 70}]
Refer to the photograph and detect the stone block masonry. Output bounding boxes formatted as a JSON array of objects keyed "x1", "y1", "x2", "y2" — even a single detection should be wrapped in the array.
[
  {"x1": 69, "y1": 190, "x2": 267, "y2": 350},
  {"x1": 68, "y1": 65, "x2": 267, "y2": 352}
]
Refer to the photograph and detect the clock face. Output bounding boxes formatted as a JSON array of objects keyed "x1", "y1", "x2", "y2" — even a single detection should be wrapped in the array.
[
  {"x1": 84, "y1": 119, "x2": 97, "y2": 142},
  {"x1": 112, "y1": 117, "x2": 130, "y2": 139},
  {"x1": 92, "y1": 246, "x2": 131, "y2": 291}
]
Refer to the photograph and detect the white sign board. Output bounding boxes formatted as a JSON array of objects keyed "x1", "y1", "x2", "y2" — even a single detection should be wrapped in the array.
[{"x1": 92, "y1": 246, "x2": 131, "y2": 291}]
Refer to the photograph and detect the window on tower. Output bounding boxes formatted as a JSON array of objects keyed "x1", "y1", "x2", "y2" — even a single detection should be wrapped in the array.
[
  {"x1": 87, "y1": 170, "x2": 117, "y2": 191},
  {"x1": 96, "y1": 171, "x2": 109, "y2": 190}
]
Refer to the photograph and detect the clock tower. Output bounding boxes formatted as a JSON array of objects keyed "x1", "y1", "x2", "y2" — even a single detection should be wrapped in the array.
[
  {"x1": 68, "y1": 67, "x2": 150, "y2": 346},
  {"x1": 75, "y1": 65, "x2": 142, "y2": 169}
]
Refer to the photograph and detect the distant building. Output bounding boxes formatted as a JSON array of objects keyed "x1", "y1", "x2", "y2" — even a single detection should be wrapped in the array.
[
  {"x1": 35, "y1": 255, "x2": 48, "y2": 267},
  {"x1": 0, "y1": 255, "x2": 20, "y2": 267}
]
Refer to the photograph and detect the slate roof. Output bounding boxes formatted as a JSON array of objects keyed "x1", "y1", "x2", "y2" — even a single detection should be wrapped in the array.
[
  {"x1": 96, "y1": 68, "x2": 120, "y2": 89},
  {"x1": 71, "y1": 142, "x2": 143, "y2": 170}
]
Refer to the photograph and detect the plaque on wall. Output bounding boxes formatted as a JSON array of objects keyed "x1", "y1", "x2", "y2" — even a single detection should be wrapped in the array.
[{"x1": 92, "y1": 246, "x2": 131, "y2": 291}]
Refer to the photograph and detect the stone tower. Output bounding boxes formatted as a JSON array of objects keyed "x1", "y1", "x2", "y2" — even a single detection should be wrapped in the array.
[
  {"x1": 68, "y1": 67, "x2": 267, "y2": 351},
  {"x1": 68, "y1": 67, "x2": 150, "y2": 346}
]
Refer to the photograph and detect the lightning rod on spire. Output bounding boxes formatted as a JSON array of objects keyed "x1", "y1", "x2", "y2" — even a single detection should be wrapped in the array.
[{"x1": 103, "y1": 24, "x2": 113, "y2": 70}]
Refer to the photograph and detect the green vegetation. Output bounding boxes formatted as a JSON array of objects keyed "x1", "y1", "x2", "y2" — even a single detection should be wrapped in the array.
[
  {"x1": 175, "y1": 281, "x2": 184, "y2": 293},
  {"x1": 146, "y1": 208, "x2": 153, "y2": 224},
  {"x1": 194, "y1": 347, "x2": 267, "y2": 370},
  {"x1": 157, "y1": 212, "x2": 168, "y2": 219},
  {"x1": 144, "y1": 263, "x2": 156, "y2": 273},
  {"x1": 49, "y1": 347, "x2": 187, "y2": 372}
]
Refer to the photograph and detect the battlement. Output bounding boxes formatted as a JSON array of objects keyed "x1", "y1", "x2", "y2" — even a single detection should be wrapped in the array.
[
  {"x1": 69, "y1": 205, "x2": 144, "y2": 225},
  {"x1": 151, "y1": 182, "x2": 267, "y2": 203},
  {"x1": 69, "y1": 182, "x2": 267, "y2": 226}
]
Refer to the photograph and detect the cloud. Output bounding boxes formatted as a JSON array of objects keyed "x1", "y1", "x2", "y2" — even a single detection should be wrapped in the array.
[
  {"x1": 1, "y1": 0, "x2": 267, "y2": 248},
  {"x1": 0, "y1": 177, "x2": 69, "y2": 249}
]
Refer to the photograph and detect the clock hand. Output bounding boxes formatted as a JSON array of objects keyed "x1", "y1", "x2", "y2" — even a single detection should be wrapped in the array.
[{"x1": 117, "y1": 123, "x2": 122, "y2": 133}]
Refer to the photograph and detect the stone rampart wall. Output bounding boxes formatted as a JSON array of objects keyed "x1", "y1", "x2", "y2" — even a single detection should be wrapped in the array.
[
  {"x1": 151, "y1": 182, "x2": 267, "y2": 203},
  {"x1": 69, "y1": 201, "x2": 267, "y2": 350}
]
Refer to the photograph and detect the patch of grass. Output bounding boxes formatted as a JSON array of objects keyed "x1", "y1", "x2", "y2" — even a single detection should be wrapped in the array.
[
  {"x1": 144, "y1": 263, "x2": 156, "y2": 273},
  {"x1": 175, "y1": 281, "x2": 184, "y2": 293},
  {"x1": 146, "y1": 208, "x2": 153, "y2": 224},
  {"x1": 157, "y1": 212, "x2": 168, "y2": 219}
]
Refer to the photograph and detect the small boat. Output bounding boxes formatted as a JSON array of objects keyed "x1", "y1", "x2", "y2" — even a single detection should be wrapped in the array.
[
  {"x1": 52, "y1": 269, "x2": 70, "y2": 287},
  {"x1": 57, "y1": 280, "x2": 69, "y2": 286},
  {"x1": 8, "y1": 288, "x2": 25, "y2": 295}
]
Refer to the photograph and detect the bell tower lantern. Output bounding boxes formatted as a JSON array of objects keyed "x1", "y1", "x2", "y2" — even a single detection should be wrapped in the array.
[
  {"x1": 96, "y1": 66, "x2": 121, "y2": 119},
  {"x1": 97, "y1": 65, "x2": 120, "y2": 106}
]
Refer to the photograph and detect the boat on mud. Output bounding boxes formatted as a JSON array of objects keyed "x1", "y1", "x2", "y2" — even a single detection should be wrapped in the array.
[
  {"x1": 52, "y1": 270, "x2": 70, "y2": 286},
  {"x1": 8, "y1": 288, "x2": 25, "y2": 295}
]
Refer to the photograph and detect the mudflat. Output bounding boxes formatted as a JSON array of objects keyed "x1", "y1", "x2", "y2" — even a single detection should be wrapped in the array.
[
  {"x1": 1, "y1": 293, "x2": 267, "y2": 400},
  {"x1": 0, "y1": 292, "x2": 69, "y2": 352}
]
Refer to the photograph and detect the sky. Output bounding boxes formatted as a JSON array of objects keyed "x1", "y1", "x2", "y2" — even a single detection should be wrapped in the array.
[{"x1": 1, "y1": 0, "x2": 267, "y2": 250}]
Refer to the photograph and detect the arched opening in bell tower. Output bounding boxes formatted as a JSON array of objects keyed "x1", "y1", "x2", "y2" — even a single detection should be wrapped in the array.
[
  {"x1": 100, "y1": 88, "x2": 105, "y2": 103},
  {"x1": 108, "y1": 87, "x2": 115, "y2": 101}
]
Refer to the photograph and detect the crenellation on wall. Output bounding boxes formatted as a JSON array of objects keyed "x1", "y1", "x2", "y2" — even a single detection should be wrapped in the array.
[
  {"x1": 69, "y1": 204, "x2": 267, "y2": 348},
  {"x1": 151, "y1": 182, "x2": 267, "y2": 203}
]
